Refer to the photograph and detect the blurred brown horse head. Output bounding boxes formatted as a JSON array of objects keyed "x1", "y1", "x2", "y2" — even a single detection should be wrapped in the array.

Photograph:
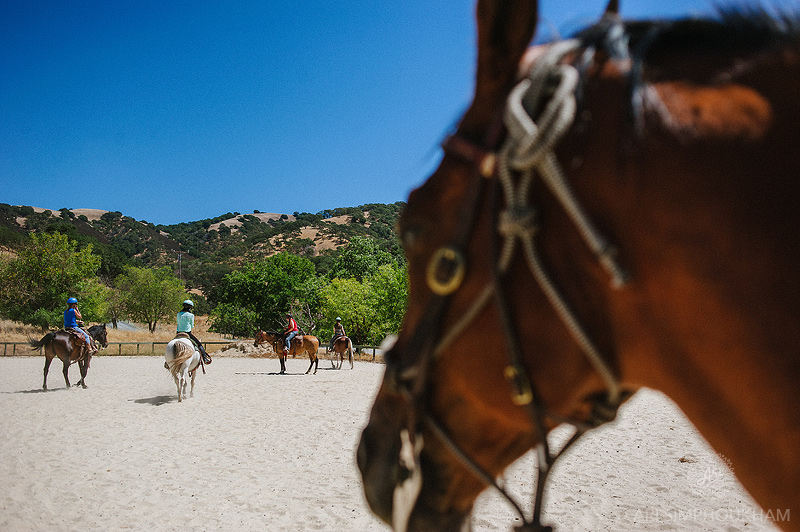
[{"x1": 357, "y1": 1, "x2": 800, "y2": 531}]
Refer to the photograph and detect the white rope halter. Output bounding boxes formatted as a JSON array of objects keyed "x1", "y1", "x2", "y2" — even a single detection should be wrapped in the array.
[{"x1": 497, "y1": 38, "x2": 627, "y2": 406}]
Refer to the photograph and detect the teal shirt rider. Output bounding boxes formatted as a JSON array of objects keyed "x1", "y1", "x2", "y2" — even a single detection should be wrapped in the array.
[{"x1": 177, "y1": 310, "x2": 195, "y2": 333}]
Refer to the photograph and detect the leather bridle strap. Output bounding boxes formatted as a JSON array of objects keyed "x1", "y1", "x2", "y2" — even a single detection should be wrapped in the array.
[
  {"x1": 406, "y1": 40, "x2": 630, "y2": 532},
  {"x1": 391, "y1": 133, "x2": 494, "y2": 401}
]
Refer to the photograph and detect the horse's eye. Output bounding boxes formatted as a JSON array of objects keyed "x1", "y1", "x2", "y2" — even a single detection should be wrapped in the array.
[{"x1": 400, "y1": 225, "x2": 423, "y2": 251}]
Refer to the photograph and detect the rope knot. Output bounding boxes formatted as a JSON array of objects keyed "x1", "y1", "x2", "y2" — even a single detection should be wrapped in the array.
[{"x1": 498, "y1": 205, "x2": 538, "y2": 240}]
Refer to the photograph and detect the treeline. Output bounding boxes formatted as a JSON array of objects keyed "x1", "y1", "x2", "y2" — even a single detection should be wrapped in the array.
[
  {"x1": 0, "y1": 202, "x2": 405, "y2": 292},
  {"x1": 207, "y1": 237, "x2": 406, "y2": 344},
  {"x1": 0, "y1": 203, "x2": 408, "y2": 345}
]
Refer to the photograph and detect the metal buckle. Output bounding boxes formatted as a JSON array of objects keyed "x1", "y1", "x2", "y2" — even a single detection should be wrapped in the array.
[
  {"x1": 504, "y1": 364, "x2": 533, "y2": 406},
  {"x1": 426, "y1": 247, "x2": 467, "y2": 296}
]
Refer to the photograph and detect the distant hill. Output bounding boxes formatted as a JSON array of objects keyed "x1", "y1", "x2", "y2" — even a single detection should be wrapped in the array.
[{"x1": 0, "y1": 202, "x2": 405, "y2": 297}]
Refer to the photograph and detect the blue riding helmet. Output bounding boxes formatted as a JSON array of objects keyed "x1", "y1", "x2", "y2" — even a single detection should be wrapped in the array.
[
  {"x1": 67, "y1": 297, "x2": 78, "y2": 304},
  {"x1": 183, "y1": 300, "x2": 194, "y2": 307},
  {"x1": 336, "y1": 317, "x2": 341, "y2": 321}
]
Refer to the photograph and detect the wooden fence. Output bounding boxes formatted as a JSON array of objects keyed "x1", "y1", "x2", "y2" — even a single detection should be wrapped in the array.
[{"x1": 1, "y1": 341, "x2": 384, "y2": 361}]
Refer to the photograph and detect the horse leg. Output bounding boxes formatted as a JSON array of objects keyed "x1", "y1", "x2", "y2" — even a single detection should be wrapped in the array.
[
  {"x1": 42, "y1": 355, "x2": 53, "y2": 390},
  {"x1": 348, "y1": 347, "x2": 354, "y2": 370},
  {"x1": 190, "y1": 369, "x2": 196, "y2": 398},
  {"x1": 313, "y1": 354, "x2": 318, "y2": 375},
  {"x1": 77, "y1": 359, "x2": 88, "y2": 389},
  {"x1": 174, "y1": 374, "x2": 182, "y2": 402},
  {"x1": 62, "y1": 358, "x2": 71, "y2": 388},
  {"x1": 306, "y1": 354, "x2": 314, "y2": 374},
  {"x1": 182, "y1": 369, "x2": 189, "y2": 400},
  {"x1": 279, "y1": 354, "x2": 286, "y2": 374}
]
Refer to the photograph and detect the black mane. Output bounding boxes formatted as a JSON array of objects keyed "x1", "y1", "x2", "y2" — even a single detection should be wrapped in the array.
[
  {"x1": 567, "y1": 5, "x2": 800, "y2": 127},
  {"x1": 575, "y1": 5, "x2": 800, "y2": 71}
]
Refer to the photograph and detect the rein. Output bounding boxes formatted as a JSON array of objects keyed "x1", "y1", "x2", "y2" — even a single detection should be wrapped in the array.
[{"x1": 392, "y1": 40, "x2": 630, "y2": 532}]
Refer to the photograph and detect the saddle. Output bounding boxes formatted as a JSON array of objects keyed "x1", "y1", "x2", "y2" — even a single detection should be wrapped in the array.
[
  {"x1": 174, "y1": 332, "x2": 212, "y2": 369},
  {"x1": 65, "y1": 328, "x2": 91, "y2": 362}
]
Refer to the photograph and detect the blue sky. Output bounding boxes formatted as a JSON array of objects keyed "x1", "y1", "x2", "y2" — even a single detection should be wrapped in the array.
[{"x1": 1, "y1": 0, "x2": 724, "y2": 225}]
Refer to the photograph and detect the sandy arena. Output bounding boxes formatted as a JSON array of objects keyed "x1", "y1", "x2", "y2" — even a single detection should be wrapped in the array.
[{"x1": 0, "y1": 355, "x2": 782, "y2": 532}]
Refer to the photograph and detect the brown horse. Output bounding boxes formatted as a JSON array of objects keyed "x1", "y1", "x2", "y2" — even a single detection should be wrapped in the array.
[
  {"x1": 30, "y1": 324, "x2": 109, "y2": 390},
  {"x1": 328, "y1": 335, "x2": 354, "y2": 370},
  {"x1": 254, "y1": 330, "x2": 320, "y2": 374},
  {"x1": 357, "y1": 1, "x2": 800, "y2": 531}
]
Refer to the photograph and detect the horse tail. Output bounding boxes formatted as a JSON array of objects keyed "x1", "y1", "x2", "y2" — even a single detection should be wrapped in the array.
[
  {"x1": 167, "y1": 340, "x2": 194, "y2": 378},
  {"x1": 29, "y1": 332, "x2": 55, "y2": 353}
]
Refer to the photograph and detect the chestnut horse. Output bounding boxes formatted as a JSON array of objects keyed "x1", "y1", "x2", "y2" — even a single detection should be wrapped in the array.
[
  {"x1": 30, "y1": 324, "x2": 109, "y2": 390},
  {"x1": 357, "y1": 1, "x2": 800, "y2": 531},
  {"x1": 328, "y1": 335, "x2": 354, "y2": 370},
  {"x1": 254, "y1": 330, "x2": 320, "y2": 374}
]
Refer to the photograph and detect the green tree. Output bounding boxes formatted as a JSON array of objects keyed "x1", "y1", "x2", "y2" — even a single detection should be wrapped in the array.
[
  {"x1": 210, "y1": 253, "x2": 316, "y2": 332},
  {"x1": 318, "y1": 278, "x2": 375, "y2": 345},
  {"x1": 327, "y1": 236, "x2": 395, "y2": 282},
  {"x1": 318, "y1": 262, "x2": 407, "y2": 345},
  {"x1": 115, "y1": 266, "x2": 186, "y2": 332},
  {"x1": 368, "y1": 263, "x2": 408, "y2": 341},
  {"x1": 0, "y1": 232, "x2": 104, "y2": 328},
  {"x1": 105, "y1": 286, "x2": 125, "y2": 329},
  {"x1": 207, "y1": 302, "x2": 259, "y2": 338}
]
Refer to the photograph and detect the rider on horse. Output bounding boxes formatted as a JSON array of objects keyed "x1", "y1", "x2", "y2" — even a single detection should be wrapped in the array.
[
  {"x1": 63, "y1": 297, "x2": 97, "y2": 356},
  {"x1": 283, "y1": 313, "x2": 299, "y2": 355},
  {"x1": 176, "y1": 300, "x2": 211, "y2": 364},
  {"x1": 329, "y1": 317, "x2": 346, "y2": 349}
]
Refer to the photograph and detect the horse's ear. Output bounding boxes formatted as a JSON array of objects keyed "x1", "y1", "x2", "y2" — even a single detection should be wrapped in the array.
[
  {"x1": 604, "y1": 0, "x2": 619, "y2": 15},
  {"x1": 460, "y1": 0, "x2": 539, "y2": 137}
]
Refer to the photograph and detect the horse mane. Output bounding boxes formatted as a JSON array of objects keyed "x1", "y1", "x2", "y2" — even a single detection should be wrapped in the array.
[
  {"x1": 644, "y1": 7, "x2": 799, "y2": 55},
  {"x1": 575, "y1": 6, "x2": 800, "y2": 63},
  {"x1": 568, "y1": 6, "x2": 800, "y2": 123}
]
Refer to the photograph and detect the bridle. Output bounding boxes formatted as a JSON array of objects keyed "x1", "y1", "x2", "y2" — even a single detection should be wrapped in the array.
[
  {"x1": 254, "y1": 331, "x2": 279, "y2": 352},
  {"x1": 384, "y1": 38, "x2": 631, "y2": 532}
]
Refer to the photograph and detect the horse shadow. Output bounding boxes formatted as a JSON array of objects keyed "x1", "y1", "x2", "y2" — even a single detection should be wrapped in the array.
[
  {"x1": 235, "y1": 371, "x2": 307, "y2": 376},
  {"x1": 7, "y1": 387, "x2": 72, "y2": 394},
  {"x1": 130, "y1": 395, "x2": 177, "y2": 406}
]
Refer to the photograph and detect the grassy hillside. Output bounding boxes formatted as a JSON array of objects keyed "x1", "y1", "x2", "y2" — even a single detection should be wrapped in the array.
[{"x1": 0, "y1": 202, "x2": 405, "y2": 297}]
